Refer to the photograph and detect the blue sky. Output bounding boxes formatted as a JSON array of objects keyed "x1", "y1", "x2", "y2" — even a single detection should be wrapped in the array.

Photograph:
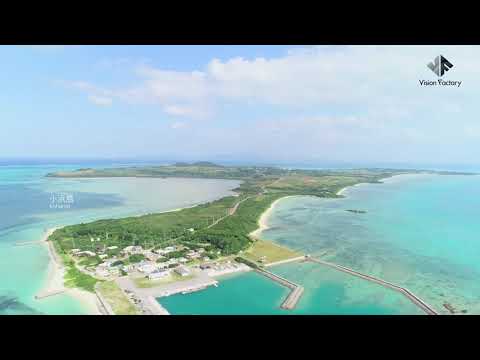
[{"x1": 1, "y1": 45, "x2": 479, "y2": 166}]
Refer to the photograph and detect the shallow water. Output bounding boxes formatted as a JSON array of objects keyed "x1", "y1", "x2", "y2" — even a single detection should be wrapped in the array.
[
  {"x1": 261, "y1": 174, "x2": 480, "y2": 314},
  {"x1": 162, "y1": 174, "x2": 480, "y2": 315},
  {"x1": 160, "y1": 271, "x2": 290, "y2": 315},
  {"x1": 0, "y1": 164, "x2": 240, "y2": 315},
  {"x1": 160, "y1": 262, "x2": 424, "y2": 315}
]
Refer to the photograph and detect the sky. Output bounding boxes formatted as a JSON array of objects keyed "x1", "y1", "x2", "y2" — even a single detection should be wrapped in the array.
[{"x1": 1, "y1": 45, "x2": 479, "y2": 167}]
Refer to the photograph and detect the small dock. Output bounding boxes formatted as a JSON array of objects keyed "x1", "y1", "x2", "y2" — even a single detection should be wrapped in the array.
[
  {"x1": 35, "y1": 289, "x2": 66, "y2": 300},
  {"x1": 94, "y1": 285, "x2": 115, "y2": 315},
  {"x1": 265, "y1": 256, "x2": 307, "y2": 268},
  {"x1": 141, "y1": 296, "x2": 170, "y2": 315},
  {"x1": 116, "y1": 272, "x2": 219, "y2": 299},
  {"x1": 255, "y1": 268, "x2": 304, "y2": 310},
  {"x1": 307, "y1": 257, "x2": 438, "y2": 315},
  {"x1": 14, "y1": 240, "x2": 44, "y2": 247},
  {"x1": 282, "y1": 286, "x2": 304, "y2": 310}
]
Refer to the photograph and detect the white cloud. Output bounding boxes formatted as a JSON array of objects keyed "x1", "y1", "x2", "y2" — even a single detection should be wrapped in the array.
[
  {"x1": 164, "y1": 105, "x2": 196, "y2": 117},
  {"x1": 26, "y1": 45, "x2": 77, "y2": 51},
  {"x1": 88, "y1": 95, "x2": 113, "y2": 106},
  {"x1": 59, "y1": 44, "x2": 480, "y2": 164},
  {"x1": 170, "y1": 121, "x2": 188, "y2": 129},
  {"x1": 64, "y1": 46, "x2": 480, "y2": 120}
]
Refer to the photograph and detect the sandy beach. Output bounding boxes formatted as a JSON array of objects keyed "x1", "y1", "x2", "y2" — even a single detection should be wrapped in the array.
[
  {"x1": 336, "y1": 174, "x2": 405, "y2": 197},
  {"x1": 336, "y1": 183, "x2": 363, "y2": 196},
  {"x1": 249, "y1": 196, "x2": 297, "y2": 239},
  {"x1": 252, "y1": 176, "x2": 406, "y2": 239},
  {"x1": 38, "y1": 227, "x2": 103, "y2": 315}
]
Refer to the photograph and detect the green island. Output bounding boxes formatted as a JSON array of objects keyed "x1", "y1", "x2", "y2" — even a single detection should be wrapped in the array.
[{"x1": 46, "y1": 163, "x2": 473, "y2": 314}]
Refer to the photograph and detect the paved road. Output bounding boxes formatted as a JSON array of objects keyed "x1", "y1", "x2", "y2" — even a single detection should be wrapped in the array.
[{"x1": 116, "y1": 272, "x2": 218, "y2": 298}]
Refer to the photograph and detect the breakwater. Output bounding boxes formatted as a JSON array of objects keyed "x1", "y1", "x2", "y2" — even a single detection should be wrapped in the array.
[
  {"x1": 307, "y1": 256, "x2": 438, "y2": 315},
  {"x1": 255, "y1": 267, "x2": 304, "y2": 310}
]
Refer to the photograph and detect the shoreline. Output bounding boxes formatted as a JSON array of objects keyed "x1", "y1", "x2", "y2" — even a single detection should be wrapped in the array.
[
  {"x1": 39, "y1": 227, "x2": 103, "y2": 315},
  {"x1": 37, "y1": 173, "x2": 414, "y2": 314},
  {"x1": 250, "y1": 174, "x2": 403, "y2": 243},
  {"x1": 249, "y1": 195, "x2": 298, "y2": 239},
  {"x1": 36, "y1": 190, "x2": 240, "y2": 315}
]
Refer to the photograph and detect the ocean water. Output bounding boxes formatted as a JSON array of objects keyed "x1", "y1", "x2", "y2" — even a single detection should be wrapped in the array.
[
  {"x1": 5, "y1": 164, "x2": 479, "y2": 315},
  {"x1": 0, "y1": 163, "x2": 240, "y2": 315},
  {"x1": 261, "y1": 174, "x2": 480, "y2": 314},
  {"x1": 162, "y1": 174, "x2": 480, "y2": 315},
  {"x1": 160, "y1": 262, "x2": 424, "y2": 315},
  {"x1": 160, "y1": 271, "x2": 290, "y2": 315}
]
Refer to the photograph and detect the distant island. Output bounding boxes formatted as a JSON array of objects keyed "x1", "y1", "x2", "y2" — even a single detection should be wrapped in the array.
[
  {"x1": 173, "y1": 161, "x2": 224, "y2": 168},
  {"x1": 44, "y1": 162, "x2": 476, "y2": 314}
]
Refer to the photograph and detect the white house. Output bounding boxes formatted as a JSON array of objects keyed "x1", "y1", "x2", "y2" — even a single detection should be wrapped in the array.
[
  {"x1": 156, "y1": 261, "x2": 169, "y2": 269},
  {"x1": 95, "y1": 268, "x2": 110, "y2": 277},
  {"x1": 137, "y1": 263, "x2": 157, "y2": 274},
  {"x1": 148, "y1": 269, "x2": 170, "y2": 280},
  {"x1": 166, "y1": 259, "x2": 179, "y2": 266},
  {"x1": 175, "y1": 266, "x2": 191, "y2": 277},
  {"x1": 77, "y1": 250, "x2": 96, "y2": 257},
  {"x1": 123, "y1": 245, "x2": 143, "y2": 255},
  {"x1": 122, "y1": 264, "x2": 135, "y2": 273}
]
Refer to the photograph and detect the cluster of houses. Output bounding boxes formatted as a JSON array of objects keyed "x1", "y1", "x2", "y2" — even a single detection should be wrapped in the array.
[
  {"x1": 196, "y1": 260, "x2": 249, "y2": 277},
  {"x1": 71, "y1": 243, "x2": 209, "y2": 281},
  {"x1": 71, "y1": 245, "x2": 119, "y2": 258},
  {"x1": 95, "y1": 259, "x2": 121, "y2": 277}
]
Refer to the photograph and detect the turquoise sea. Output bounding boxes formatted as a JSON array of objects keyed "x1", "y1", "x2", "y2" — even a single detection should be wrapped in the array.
[
  {"x1": 3, "y1": 163, "x2": 480, "y2": 315},
  {"x1": 0, "y1": 163, "x2": 240, "y2": 315},
  {"x1": 161, "y1": 174, "x2": 480, "y2": 315}
]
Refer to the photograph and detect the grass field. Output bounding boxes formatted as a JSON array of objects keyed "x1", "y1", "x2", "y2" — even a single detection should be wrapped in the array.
[
  {"x1": 53, "y1": 242, "x2": 98, "y2": 293},
  {"x1": 97, "y1": 281, "x2": 139, "y2": 315},
  {"x1": 133, "y1": 273, "x2": 195, "y2": 288},
  {"x1": 243, "y1": 240, "x2": 302, "y2": 265}
]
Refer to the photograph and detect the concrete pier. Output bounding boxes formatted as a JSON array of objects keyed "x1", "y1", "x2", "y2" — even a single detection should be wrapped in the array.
[
  {"x1": 116, "y1": 272, "x2": 218, "y2": 298},
  {"x1": 14, "y1": 240, "x2": 44, "y2": 247},
  {"x1": 94, "y1": 285, "x2": 115, "y2": 315},
  {"x1": 141, "y1": 296, "x2": 170, "y2": 315},
  {"x1": 282, "y1": 286, "x2": 304, "y2": 310},
  {"x1": 265, "y1": 256, "x2": 307, "y2": 268},
  {"x1": 255, "y1": 268, "x2": 304, "y2": 310},
  {"x1": 35, "y1": 289, "x2": 66, "y2": 300},
  {"x1": 307, "y1": 257, "x2": 438, "y2": 315}
]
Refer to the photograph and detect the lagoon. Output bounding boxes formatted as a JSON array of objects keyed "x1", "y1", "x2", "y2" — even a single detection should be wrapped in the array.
[
  {"x1": 0, "y1": 163, "x2": 240, "y2": 315},
  {"x1": 261, "y1": 174, "x2": 480, "y2": 314}
]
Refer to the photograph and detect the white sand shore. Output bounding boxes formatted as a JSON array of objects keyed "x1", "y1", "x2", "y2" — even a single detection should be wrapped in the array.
[
  {"x1": 336, "y1": 174, "x2": 407, "y2": 197},
  {"x1": 39, "y1": 227, "x2": 103, "y2": 315},
  {"x1": 252, "y1": 175, "x2": 408, "y2": 239},
  {"x1": 41, "y1": 228, "x2": 63, "y2": 293},
  {"x1": 249, "y1": 196, "x2": 297, "y2": 239},
  {"x1": 336, "y1": 183, "x2": 364, "y2": 196}
]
